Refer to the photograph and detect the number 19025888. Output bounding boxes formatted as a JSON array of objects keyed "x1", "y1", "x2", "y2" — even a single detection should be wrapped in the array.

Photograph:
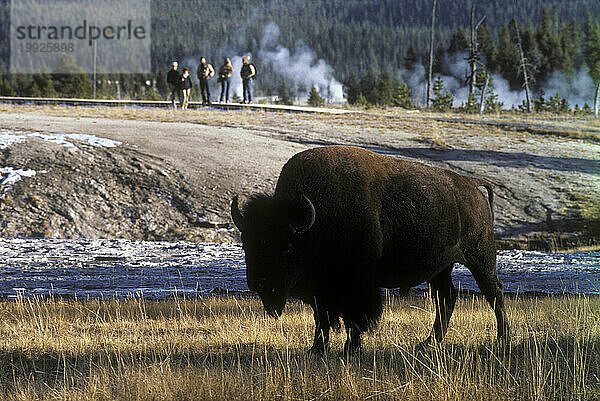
[{"x1": 19, "y1": 42, "x2": 74, "y2": 53}]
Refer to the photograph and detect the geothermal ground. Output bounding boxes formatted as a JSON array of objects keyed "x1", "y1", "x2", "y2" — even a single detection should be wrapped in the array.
[{"x1": 0, "y1": 104, "x2": 598, "y2": 250}]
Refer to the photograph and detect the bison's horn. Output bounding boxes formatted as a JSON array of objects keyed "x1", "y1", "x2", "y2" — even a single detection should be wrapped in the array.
[
  {"x1": 231, "y1": 195, "x2": 246, "y2": 232},
  {"x1": 291, "y1": 195, "x2": 316, "y2": 235}
]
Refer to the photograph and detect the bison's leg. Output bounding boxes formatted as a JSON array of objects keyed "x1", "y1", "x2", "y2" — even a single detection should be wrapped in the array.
[
  {"x1": 422, "y1": 264, "x2": 457, "y2": 346},
  {"x1": 466, "y1": 250, "x2": 510, "y2": 344},
  {"x1": 343, "y1": 322, "x2": 362, "y2": 356},
  {"x1": 470, "y1": 268, "x2": 510, "y2": 344},
  {"x1": 309, "y1": 303, "x2": 332, "y2": 355},
  {"x1": 342, "y1": 282, "x2": 382, "y2": 356}
]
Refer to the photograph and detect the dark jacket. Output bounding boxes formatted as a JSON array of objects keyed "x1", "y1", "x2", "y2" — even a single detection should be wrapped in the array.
[
  {"x1": 167, "y1": 68, "x2": 181, "y2": 86},
  {"x1": 197, "y1": 63, "x2": 215, "y2": 80},
  {"x1": 241, "y1": 63, "x2": 256, "y2": 80},
  {"x1": 181, "y1": 75, "x2": 193, "y2": 89}
]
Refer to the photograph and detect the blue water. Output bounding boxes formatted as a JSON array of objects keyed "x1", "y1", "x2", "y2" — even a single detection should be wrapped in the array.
[{"x1": 0, "y1": 238, "x2": 597, "y2": 299}]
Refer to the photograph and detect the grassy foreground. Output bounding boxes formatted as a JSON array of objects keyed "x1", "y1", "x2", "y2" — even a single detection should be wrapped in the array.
[{"x1": 0, "y1": 295, "x2": 598, "y2": 401}]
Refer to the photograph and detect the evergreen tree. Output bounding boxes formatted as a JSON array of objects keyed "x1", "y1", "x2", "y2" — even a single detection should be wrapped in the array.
[
  {"x1": 584, "y1": 14, "x2": 600, "y2": 82},
  {"x1": 496, "y1": 24, "x2": 520, "y2": 89},
  {"x1": 404, "y1": 46, "x2": 417, "y2": 68},
  {"x1": 8, "y1": 74, "x2": 33, "y2": 96},
  {"x1": 447, "y1": 27, "x2": 469, "y2": 54},
  {"x1": 142, "y1": 87, "x2": 163, "y2": 101},
  {"x1": 52, "y1": 55, "x2": 92, "y2": 98},
  {"x1": 547, "y1": 91, "x2": 569, "y2": 113},
  {"x1": 307, "y1": 85, "x2": 325, "y2": 106},
  {"x1": 535, "y1": 7, "x2": 564, "y2": 80},
  {"x1": 559, "y1": 20, "x2": 583, "y2": 74},
  {"x1": 520, "y1": 21, "x2": 542, "y2": 80},
  {"x1": 374, "y1": 74, "x2": 396, "y2": 106},
  {"x1": 478, "y1": 23, "x2": 498, "y2": 68},
  {"x1": 277, "y1": 82, "x2": 294, "y2": 105},
  {"x1": 355, "y1": 93, "x2": 369, "y2": 108},
  {"x1": 533, "y1": 88, "x2": 549, "y2": 112},
  {"x1": 0, "y1": 76, "x2": 14, "y2": 96},
  {"x1": 392, "y1": 82, "x2": 414, "y2": 109},
  {"x1": 461, "y1": 67, "x2": 501, "y2": 113},
  {"x1": 30, "y1": 71, "x2": 57, "y2": 98},
  {"x1": 482, "y1": 73, "x2": 503, "y2": 113},
  {"x1": 343, "y1": 71, "x2": 361, "y2": 104},
  {"x1": 431, "y1": 76, "x2": 453, "y2": 111}
]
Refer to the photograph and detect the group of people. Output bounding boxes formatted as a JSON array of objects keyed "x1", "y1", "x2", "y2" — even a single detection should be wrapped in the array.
[{"x1": 166, "y1": 56, "x2": 256, "y2": 109}]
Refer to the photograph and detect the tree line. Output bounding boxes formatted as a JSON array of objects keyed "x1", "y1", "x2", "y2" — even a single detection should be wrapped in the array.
[
  {"x1": 345, "y1": 6, "x2": 600, "y2": 112},
  {"x1": 0, "y1": 0, "x2": 598, "y2": 111}
]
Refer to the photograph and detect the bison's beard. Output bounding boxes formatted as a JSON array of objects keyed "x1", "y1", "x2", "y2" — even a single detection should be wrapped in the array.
[{"x1": 260, "y1": 293, "x2": 287, "y2": 318}]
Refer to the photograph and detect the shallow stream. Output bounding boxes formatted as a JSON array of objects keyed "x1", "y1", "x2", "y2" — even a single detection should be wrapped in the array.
[{"x1": 0, "y1": 238, "x2": 597, "y2": 299}]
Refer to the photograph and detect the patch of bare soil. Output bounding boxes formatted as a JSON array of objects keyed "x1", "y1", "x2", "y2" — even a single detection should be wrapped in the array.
[{"x1": 0, "y1": 138, "x2": 233, "y2": 241}]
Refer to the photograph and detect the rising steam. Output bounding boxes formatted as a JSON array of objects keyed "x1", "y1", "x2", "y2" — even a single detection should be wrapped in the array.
[
  {"x1": 403, "y1": 51, "x2": 596, "y2": 109},
  {"x1": 258, "y1": 22, "x2": 344, "y2": 103}
]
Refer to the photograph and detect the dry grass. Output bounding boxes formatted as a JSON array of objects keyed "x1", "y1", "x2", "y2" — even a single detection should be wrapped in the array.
[
  {"x1": 0, "y1": 294, "x2": 598, "y2": 400},
  {"x1": 1, "y1": 103, "x2": 599, "y2": 143}
]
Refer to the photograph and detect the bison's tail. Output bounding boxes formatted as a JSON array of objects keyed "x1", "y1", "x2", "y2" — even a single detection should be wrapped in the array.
[{"x1": 476, "y1": 179, "x2": 494, "y2": 223}]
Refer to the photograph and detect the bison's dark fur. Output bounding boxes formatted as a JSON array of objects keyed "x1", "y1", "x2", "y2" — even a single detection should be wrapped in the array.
[{"x1": 232, "y1": 145, "x2": 509, "y2": 354}]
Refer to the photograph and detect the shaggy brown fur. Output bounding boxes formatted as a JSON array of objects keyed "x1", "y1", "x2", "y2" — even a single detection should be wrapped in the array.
[{"x1": 232, "y1": 145, "x2": 509, "y2": 354}]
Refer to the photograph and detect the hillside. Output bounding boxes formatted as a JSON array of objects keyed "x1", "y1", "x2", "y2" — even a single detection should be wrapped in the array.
[
  {"x1": 1, "y1": 0, "x2": 600, "y2": 91},
  {"x1": 149, "y1": 0, "x2": 600, "y2": 79}
]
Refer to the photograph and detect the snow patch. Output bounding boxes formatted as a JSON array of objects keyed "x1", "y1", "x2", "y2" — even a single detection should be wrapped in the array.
[
  {"x1": 28, "y1": 132, "x2": 77, "y2": 148},
  {"x1": 0, "y1": 131, "x2": 27, "y2": 149},
  {"x1": 0, "y1": 167, "x2": 36, "y2": 186},
  {"x1": 0, "y1": 130, "x2": 121, "y2": 150},
  {"x1": 28, "y1": 132, "x2": 122, "y2": 148}
]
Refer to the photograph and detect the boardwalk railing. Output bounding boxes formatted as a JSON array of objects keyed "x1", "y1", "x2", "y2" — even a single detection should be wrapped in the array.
[{"x1": 0, "y1": 96, "x2": 356, "y2": 115}]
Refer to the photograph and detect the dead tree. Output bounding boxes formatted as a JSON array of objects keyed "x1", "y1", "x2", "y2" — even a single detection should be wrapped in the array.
[
  {"x1": 512, "y1": 1, "x2": 532, "y2": 112},
  {"x1": 479, "y1": 74, "x2": 489, "y2": 116},
  {"x1": 468, "y1": 3, "x2": 486, "y2": 99},
  {"x1": 595, "y1": 82, "x2": 600, "y2": 119},
  {"x1": 427, "y1": 0, "x2": 437, "y2": 108}
]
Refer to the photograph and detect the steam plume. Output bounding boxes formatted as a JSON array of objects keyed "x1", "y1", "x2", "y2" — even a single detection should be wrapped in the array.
[
  {"x1": 258, "y1": 22, "x2": 344, "y2": 103},
  {"x1": 403, "y1": 51, "x2": 596, "y2": 109}
]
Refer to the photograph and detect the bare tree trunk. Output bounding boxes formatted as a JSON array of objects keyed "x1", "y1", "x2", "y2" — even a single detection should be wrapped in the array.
[
  {"x1": 469, "y1": 4, "x2": 477, "y2": 99},
  {"x1": 512, "y1": 4, "x2": 531, "y2": 112},
  {"x1": 479, "y1": 74, "x2": 489, "y2": 116},
  {"x1": 595, "y1": 82, "x2": 600, "y2": 119},
  {"x1": 427, "y1": 0, "x2": 437, "y2": 108}
]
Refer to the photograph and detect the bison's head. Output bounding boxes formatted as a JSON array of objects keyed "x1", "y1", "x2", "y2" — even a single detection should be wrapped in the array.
[{"x1": 231, "y1": 194, "x2": 315, "y2": 317}]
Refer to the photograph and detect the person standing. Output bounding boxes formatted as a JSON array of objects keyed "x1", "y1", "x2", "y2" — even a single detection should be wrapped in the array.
[
  {"x1": 166, "y1": 61, "x2": 182, "y2": 109},
  {"x1": 180, "y1": 68, "x2": 193, "y2": 110},
  {"x1": 217, "y1": 57, "x2": 234, "y2": 103},
  {"x1": 197, "y1": 56, "x2": 215, "y2": 105},
  {"x1": 241, "y1": 56, "x2": 256, "y2": 104}
]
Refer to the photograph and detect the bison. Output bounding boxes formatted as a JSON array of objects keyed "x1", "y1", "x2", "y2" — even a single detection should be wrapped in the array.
[{"x1": 231, "y1": 145, "x2": 509, "y2": 354}]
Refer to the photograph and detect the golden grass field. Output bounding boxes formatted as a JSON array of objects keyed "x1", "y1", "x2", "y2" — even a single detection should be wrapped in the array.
[{"x1": 0, "y1": 294, "x2": 598, "y2": 400}]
